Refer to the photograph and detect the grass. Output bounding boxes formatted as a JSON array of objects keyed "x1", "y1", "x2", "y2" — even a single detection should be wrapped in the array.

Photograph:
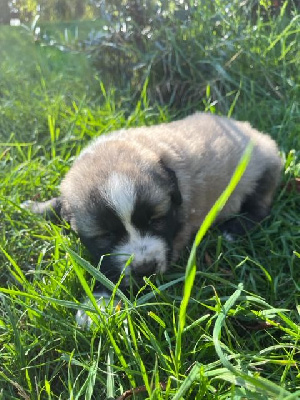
[{"x1": 0, "y1": 6, "x2": 300, "y2": 400}]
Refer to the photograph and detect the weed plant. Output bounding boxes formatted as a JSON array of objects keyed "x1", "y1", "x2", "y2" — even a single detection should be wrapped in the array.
[{"x1": 0, "y1": 3, "x2": 299, "y2": 399}]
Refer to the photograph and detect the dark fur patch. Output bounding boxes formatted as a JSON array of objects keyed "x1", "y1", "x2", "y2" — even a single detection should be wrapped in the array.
[
  {"x1": 132, "y1": 196, "x2": 182, "y2": 263},
  {"x1": 79, "y1": 200, "x2": 127, "y2": 254},
  {"x1": 218, "y1": 166, "x2": 276, "y2": 236},
  {"x1": 160, "y1": 161, "x2": 182, "y2": 206},
  {"x1": 131, "y1": 200, "x2": 155, "y2": 231},
  {"x1": 79, "y1": 234, "x2": 125, "y2": 283},
  {"x1": 95, "y1": 203, "x2": 127, "y2": 236}
]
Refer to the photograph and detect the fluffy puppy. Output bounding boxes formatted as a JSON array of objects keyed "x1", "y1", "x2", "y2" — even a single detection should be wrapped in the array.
[{"x1": 24, "y1": 113, "x2": 282, "y2": 286}]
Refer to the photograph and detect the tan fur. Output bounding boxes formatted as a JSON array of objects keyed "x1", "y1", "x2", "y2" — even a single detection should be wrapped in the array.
[{"x1": 60, "y1": 112, "x2": 282, "y2": 260}]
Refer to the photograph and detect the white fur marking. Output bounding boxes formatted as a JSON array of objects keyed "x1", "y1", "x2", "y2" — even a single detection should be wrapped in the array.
[
  {"x1": 102, "y1": 173, "x2": 167, "y2": 277},
  {"x1": 114, "y1": 228, "x2": 168, "y2": 275},
  {"x1": 223, "y1": 231, "x2": 235, "y2": 242},
  {"x1": 76, "y1": 291, "x2": 111, "y2": 328},
  {"x1": 103, "y1": 173, "x2": 136, "y2": 223},
  {"x1": 76, "y1": 291, "x2": 121, "y2": 329}
]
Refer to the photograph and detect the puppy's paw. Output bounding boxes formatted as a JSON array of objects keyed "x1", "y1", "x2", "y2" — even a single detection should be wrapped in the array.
[
  {"x1": 20, "y1": 200, "x2": 38, "y2": 211},
  {"x1": 21, "y1": 197, "x2": 62, "y2": 222},
  {"x1": 76, "y1": 291, "x2": 119, "y2": 329},
  {"x1": 222, "y1": 231, "x2": 235, "y2": 242}
]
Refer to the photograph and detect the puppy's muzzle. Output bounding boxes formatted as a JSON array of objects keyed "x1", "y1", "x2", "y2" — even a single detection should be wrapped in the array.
[{"x1": 133, "y1": 261, "x2": 157, "y2": 277}]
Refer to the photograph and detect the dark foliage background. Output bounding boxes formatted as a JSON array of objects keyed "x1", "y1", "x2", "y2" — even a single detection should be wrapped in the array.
[
  {"x1": 81, "y1": 0, "x2": 299, "y2": 112},
  {"x1": 29, "y1": 0, "x2": 299, "y2": 134}
]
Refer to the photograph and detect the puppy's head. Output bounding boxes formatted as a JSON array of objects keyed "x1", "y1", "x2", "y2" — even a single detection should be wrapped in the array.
[{"x1": 59, "y1": 158, "x2": 182, "y2": 285}]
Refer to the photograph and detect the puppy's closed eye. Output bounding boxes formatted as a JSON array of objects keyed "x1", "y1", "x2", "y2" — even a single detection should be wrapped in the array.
[
  {"x1": 148, "y1": 215, "x2": 167, "y2": 227},
  {"x1": 87, "y1": 231, "x2": 118, "y2": 245},
  {"x1": 80, "y1": 232, "x2": 112, "y2": 250}
]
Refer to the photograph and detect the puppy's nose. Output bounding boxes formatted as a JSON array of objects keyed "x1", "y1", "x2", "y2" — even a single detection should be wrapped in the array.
[{"x1": 134, "y1": 261, "x2": 157, "y2": 276}]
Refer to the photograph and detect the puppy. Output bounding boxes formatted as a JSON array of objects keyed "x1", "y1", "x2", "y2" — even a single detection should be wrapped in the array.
[{"x1": 23, "y1": 112, "x2": 281, "y2": 304}]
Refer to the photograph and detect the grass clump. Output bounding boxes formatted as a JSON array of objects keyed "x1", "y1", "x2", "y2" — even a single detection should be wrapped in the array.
[{"x1": 0, "y1": 3, "x2": 300, "y2": 399}]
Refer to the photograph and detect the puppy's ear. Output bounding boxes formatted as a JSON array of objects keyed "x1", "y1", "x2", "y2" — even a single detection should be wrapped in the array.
[
  {"x1": 21, "y1": 197, "x2": 67, "y2": 224},
  {"x1": 160, "y1": 161, "x2": 182, "y2": 206}
]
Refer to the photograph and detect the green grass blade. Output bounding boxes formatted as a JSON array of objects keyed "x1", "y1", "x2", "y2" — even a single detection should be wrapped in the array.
[
  {"x1": 172, "y1": 362, "x2": 201, "y2": 400},
  {"x1": 106, "y1": 347, "x2": 115, "y2": 399},
  {"x1": 174, "y1": 143, "x2": 253, "y2": 374},
  {"x1": 212, "y1": 284, "x2": 293, "y2": 398},
  {"x1": 66, "y1": 247, "x2": 131, "y2": 306}
]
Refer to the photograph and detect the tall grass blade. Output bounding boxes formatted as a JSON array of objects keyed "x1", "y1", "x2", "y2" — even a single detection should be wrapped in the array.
[
  {"x1": 174, "y1": 143, "x2": 253, "y2": 374},
  {"x1": 106, "y1": 347, "x2": 115, "y2": 399}
]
